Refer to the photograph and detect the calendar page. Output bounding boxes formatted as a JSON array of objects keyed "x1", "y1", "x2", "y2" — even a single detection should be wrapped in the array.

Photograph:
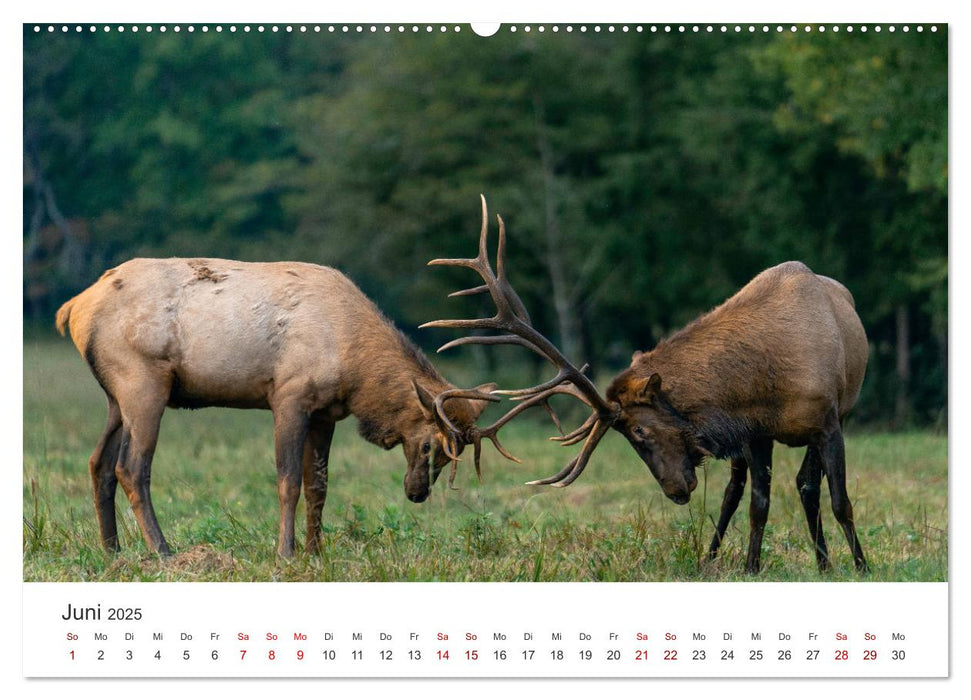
[{"x1": 19, "y1": 0, "x2": 955, "y2": 691}]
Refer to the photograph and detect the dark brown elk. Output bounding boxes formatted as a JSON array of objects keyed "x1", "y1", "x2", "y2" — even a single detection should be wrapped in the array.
[
  {"x1": 425, "y1": 196, "x2": 869, "y2": 574},
  {"x1": 56, "y1": 258, "x2": 504, "y2": 558}
]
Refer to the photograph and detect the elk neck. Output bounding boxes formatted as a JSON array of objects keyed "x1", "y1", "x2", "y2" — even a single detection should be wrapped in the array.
[
  {"x1": 634, "y1": 317, "x2": 777, "y2": 461},
  {"x1": 343, "y1": 322, "x2": 450, "y2": 449}
]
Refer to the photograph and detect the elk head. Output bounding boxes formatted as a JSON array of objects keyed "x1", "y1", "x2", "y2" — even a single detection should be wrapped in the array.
[
  {"x1": 422, "y1": 195, "x2": 701, "y2": 505},
  {"x1": 605, "y1": 369, "x2": 703, "y2": 504},
  {"x1": 402, "y1": 380, "x2": 498, "y2": 502}
]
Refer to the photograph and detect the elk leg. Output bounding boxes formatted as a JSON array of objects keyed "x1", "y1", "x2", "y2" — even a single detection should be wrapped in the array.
[
  {"x1": 797, "y1": 446, "x2": 830, "y2": 571},
  {"x1": 114, "y1": 385, "x2": 171, "y2": 555},
  {"x1": 303, "y1": 414, "x2": 335, "y2": 554},
  {"x1": 819, "y1": 427, "x2": 868, "y2": 573},
  {"x1": 745, "y1": 438, "x2": 774, "y2": 574},
  {"x1": 89, "y1": 395, "x2": 122, "y2": 552},
  {"x1": 708, "y1": 456, "x2": 748, "y2": 560},
  {"x1": 273, "y1": 405, "x2": 309, "y2": 558}
]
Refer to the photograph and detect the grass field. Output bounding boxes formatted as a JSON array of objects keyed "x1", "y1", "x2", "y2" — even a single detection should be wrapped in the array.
[{"x1": 23, "y1": 339, "x2": 948, "y2": 582}]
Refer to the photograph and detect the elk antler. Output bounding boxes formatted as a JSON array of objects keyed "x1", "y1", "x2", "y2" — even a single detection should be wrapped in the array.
[{"x1": 421, "y1": 195, "x2": 619, "y2": 487}]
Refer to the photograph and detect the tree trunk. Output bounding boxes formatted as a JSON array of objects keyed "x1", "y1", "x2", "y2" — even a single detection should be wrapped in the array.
[
  {"x1": 24, "y1": 135, "x2": 87, "y2": 310},
  {"x1": 894, "y1": 304, "x2": 912, "y2": 428},
  {"x1": 533, "y1": 91, "x2": 583, "y2": 364}
]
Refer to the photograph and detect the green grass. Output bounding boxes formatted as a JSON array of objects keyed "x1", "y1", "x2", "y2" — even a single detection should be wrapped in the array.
[{"x1": 24, "y1": 339, "x2": 948, "y2": 582}]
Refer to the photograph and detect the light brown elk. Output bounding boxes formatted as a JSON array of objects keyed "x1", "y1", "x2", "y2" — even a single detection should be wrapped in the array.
[
  {"x1": 56, "y1": 258, "x2": 506, "y2": 557},
  {"x1": 425, "y1": 196, "x2": 869, "y2": 574}
]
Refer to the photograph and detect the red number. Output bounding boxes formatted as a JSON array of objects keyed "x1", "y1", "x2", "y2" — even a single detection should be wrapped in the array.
[{"x1": 835, "y1": 650, "x2": 848, "y2": 661}]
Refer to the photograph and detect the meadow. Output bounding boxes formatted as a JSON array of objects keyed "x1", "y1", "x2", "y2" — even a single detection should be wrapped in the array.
[{"x1": 23, "y1": 339, "x2": 947, "y2": 582}]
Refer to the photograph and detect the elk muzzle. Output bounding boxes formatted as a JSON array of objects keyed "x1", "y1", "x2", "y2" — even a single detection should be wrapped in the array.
[
  {"x1": 659, "y1": 464, "x2": 698, "y2": 505},
  {"x1": 404, "y1": 458, "x2": 431, "y2": 502}
]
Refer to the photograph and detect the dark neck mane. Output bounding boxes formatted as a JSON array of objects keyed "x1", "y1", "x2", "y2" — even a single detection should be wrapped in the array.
[
  {"x1": 346, "y1": 319, "x2": 448, "y2": 448},
  {"x1": 638, "y1": 302, "x2": 770, "y2": 461}
]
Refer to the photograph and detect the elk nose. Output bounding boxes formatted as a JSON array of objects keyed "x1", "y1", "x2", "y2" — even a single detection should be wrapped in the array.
[
  {"x1": 407, "y1": 491, "x2": 429, "y2": 504},
  {"x1": 668, "y1": 492, "x2": 690, "y2": 505}
]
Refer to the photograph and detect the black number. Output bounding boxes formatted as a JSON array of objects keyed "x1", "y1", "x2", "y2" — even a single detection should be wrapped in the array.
[
  {"x1": 778, "y1": 650, "x2": 791, "y2": 661},
  {"x1": 721, "y1": 650, "x2": 734, "y2": 660},
  {"x1": 692, "y1": 650, "x2": 706, "y2": 660},
  {"x1": 749, "y1": 650, "x2": 763, "y2": 661}
]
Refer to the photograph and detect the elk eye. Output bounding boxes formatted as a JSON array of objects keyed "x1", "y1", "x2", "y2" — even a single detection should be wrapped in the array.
[
  {"x1": 422, "y1": 442, "x2": 431, "y2": 454},
  {"x1": 633, "y1": 426, "x2": 645, "y2": 438}
]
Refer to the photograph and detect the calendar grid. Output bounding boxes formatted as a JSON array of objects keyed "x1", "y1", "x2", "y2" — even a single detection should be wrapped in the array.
[{"x1": 23, "y1": 581, "x2": 948, "y2": 678}]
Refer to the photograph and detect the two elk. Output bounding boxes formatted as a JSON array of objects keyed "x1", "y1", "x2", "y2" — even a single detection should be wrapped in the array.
[
  {"x1": 56, "y1": 258, "x2": 508, "y2": 557},
  {"x1": 57, "y1": 197, "x2": 869, "y2": 574},
  {"x1": 424, "y1": 196, "x2": 869, "y2": 573}
]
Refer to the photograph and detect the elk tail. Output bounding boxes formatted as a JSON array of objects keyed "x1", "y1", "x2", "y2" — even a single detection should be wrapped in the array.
[{"x1": 55, "y1": 296, "x2": 76, "y2": 336}]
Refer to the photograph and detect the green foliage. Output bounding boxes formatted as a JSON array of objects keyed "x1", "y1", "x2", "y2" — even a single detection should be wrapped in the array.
[
  {"x1": 761, "y1": 30, "x2": 947, "y2": 195},
  {"x1": 23, "y1": 26, "x2": 947, "y2": 426}
]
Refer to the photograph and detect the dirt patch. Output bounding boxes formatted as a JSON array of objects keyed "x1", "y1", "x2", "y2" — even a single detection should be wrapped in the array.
[
  {"x1": 164, "y1": 544, "x2": 236, "y2": 574},
  {"x1": 97, "y1": 545, "x2": 238, "y2": 580},
  {"x1": 187, "y1": 260, "x2": 228, "y2": 283}
]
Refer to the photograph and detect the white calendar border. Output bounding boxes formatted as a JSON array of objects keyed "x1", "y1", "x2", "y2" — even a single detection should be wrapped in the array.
[{"x1": 7, "y1": 0, "x2": 964, "y2": 696}]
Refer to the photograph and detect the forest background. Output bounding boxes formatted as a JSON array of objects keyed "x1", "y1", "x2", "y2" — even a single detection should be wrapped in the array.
[{"x1": 23, "y1": 25, "x2": 947, "y2": 428}]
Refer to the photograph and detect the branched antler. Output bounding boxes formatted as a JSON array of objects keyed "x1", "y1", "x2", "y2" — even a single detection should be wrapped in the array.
[{"x1": 421, "y1": 195, "x2": 619, "y2": 486}]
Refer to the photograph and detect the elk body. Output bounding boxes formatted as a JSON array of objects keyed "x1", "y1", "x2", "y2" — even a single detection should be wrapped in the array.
[
  {"x1": 604, "y1": 262, "x2": 869, "y2": 573},
  {"x1": 56, "y1": 257, "x2": 495, "y2": 557},
  {"x1": 426, "y1": 197, "x2": 869, "y2": 574}
]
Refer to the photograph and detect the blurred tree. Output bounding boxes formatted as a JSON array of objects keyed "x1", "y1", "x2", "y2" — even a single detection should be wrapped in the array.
[{"x1": 756, "y1": 29, "x2": 947, "y2": 426}]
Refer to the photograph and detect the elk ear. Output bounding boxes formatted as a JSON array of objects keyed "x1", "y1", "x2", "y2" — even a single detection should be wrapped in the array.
[
  {"x1": 468, "y1": 382, "x2": 499, "y2": 420},
  {"x1": 629, "y1": 372, "x2": 663, "y2": 405},
  {"x1": 412, "y1": 380, "x2": 437, "y2": 420},
  {"x1": 631, "y1": 350, "x2": 644, "y2": 364}
]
